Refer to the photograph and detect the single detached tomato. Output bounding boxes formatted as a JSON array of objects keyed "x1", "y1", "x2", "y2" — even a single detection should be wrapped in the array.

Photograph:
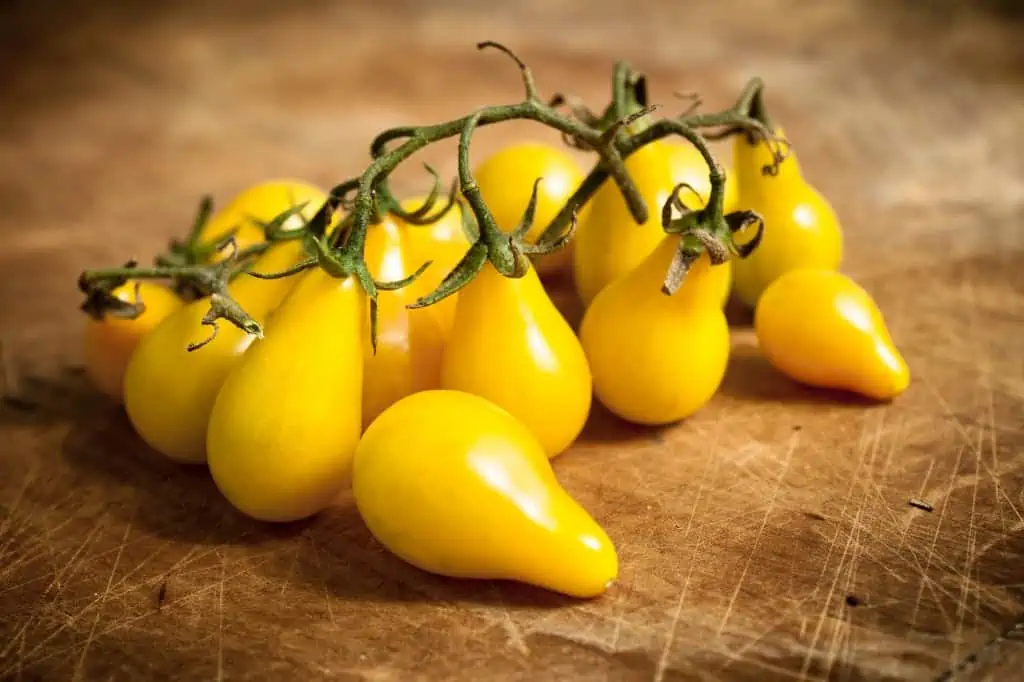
[
  {"x1": 580, "y1": 235, "x2": 731, "y2": 425},
  {"x1": 440, "y1": 261, "x2": 592, "y2": 458},
  {"x1": 207, "y1": 267, "x2": 366, "y2": 522},
  {"x1": 730, "y1": 127, "x2": 843, "y2": 308},
  {"x1": 572, "y1": 140, "x2": 676, "y2": 307},
  {"x1": 754, "y1": 268, "x2": 909, "y2": 400},
  {"x1": 361, "y1": 216, "x2": 446, "y2": 428},
  {"x1": 352, "y1": 389, "x2": 618, "y2": 598},
  {"x1": 122, "y1": 226, "x2": 331, "y2": 465},
  {"x1": 197, "y1": 179, "x2": 328, "y2": 258},
  {"x1": 474, "y1": 141, "x2": 587, "y2": 279},
  {"x1": 82, "y1": 281, "x2": 183, "y2": 401}
]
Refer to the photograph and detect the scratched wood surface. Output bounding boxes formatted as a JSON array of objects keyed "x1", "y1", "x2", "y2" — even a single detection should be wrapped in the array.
[{"x1": 2, "y1": 0, "x2": 1024, "y2": 680}]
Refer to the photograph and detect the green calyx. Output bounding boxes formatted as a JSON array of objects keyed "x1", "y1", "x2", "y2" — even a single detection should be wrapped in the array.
[{"x1": 659, "y1": 178, "x2": 765, "y2": 296}]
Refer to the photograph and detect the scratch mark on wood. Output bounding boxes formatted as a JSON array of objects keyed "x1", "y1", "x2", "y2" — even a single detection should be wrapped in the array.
[
  {"x1": 500, "y1": 611, "x2": 530, "y2": 656},
  {"x1": 0, "y1": 515, "x2": 79, "y2": 584},
  {"x1": 42, "y1": 514, "x2": 107, "y2": 598},
  {"x1": 0, "y1": 464, "x2": 38, "y2": 557},
  {"x1": 307, "y1": 535, "x2": 335, "y2": 626},
  {"x1": 163, "y1": 544, "x2": 222, "y2": 579},
  {"x1": 910, "y1": 438, "x2": 970, "y2": 631},
  {"x1": 216, "y1": 551, "x2": 225, "y2": 682},
  {"x1": 984, "y1": 375, "x2": 1008, "y2": 534},
  {"x1": 953, "y1": 349, "x2": 985, "y2": 662},
  {"x1": 279, "y1": 544, "x2": 299, "y2": 597},
  {"x1": 826, "y1": 411, "x2": 887, "y2": 676},
  {"x1": 801, "y1": 414, "x2": 874, "y2": 678},
  {"x1": 16, "y1": 620, "x2": 27, "y2": 682},
  {"x1": 5, "y1": 555, "x2": 279, "y2": 675},
  {"x1": 921, "y1": 375, "x2": 984, "y2": 460},
  {"x1": 157, "y1": 580, "x2": 167, "y2": 610},
  {"x1": 652, "y1": 413, "x2": 722, "y2": 682},
  {"x1": 718, "y1": 433, "x2": 797, "y2": 637},
  {"x1": 0, "y1": 514, "x2": 106, "y2": 664},
  {"x1": 935, "y1": 619, "x2": 1024, "y2": 682},
  {"x1": 607, "y1": 586, "x2": 625, "y2": 653},
  {"x1": 900, "y1": 457, "x2": 936, "y2": 551},
  {"x1": 72, "y1": 507, "x2": 133, "y2": 681},
  {"x1": 105, "y1": 537, "x2": 173, "y2": 597}
]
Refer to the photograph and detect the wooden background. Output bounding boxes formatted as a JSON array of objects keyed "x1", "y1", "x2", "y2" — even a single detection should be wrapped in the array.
[{"x1": 2, "y1": 0, "x2": 1023, "y2": 679}]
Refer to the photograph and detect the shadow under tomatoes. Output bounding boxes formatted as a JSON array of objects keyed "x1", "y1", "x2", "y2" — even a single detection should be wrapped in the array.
[
  {"x1": 719, "y1": 341, "x2": 886, "y2": 407},
  {"x1": 59, "y1": 399, "x2": 307, "y2": 546},
  {"x1": 266, "y1": 500, "x2": 580, "y2": 608}
]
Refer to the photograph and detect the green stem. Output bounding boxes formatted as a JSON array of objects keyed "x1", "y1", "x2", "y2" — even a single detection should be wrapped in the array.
[
  {"x1": 457, "y1": 109, "x2": 521, "y2": 276},
  {"x1": 77, "y1": 40, "x2": 779, "y2": 351},
  {"x1": 346, "y1": 43, "x2": 651, "y2": 274},
  {"x1": 536, "y1": 165, "x2": 612, "y2": 245},
  {"x1": 534, "y1": 78, "x2": 772, "y2": 246},
  {"x1": 610, "y1": 61, "x2": 632, "y2": 122},
  {"x1": 636, "y1": 119, "x2": 724, "y2": 218},
  {"x1": 745, "y1": 80, "x2": 773, "y2": 131}
]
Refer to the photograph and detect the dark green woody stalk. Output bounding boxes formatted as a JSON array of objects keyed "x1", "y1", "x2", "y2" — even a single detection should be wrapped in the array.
[{"x1": 76, "y1": 40, "x2": 784, "y2": 351}]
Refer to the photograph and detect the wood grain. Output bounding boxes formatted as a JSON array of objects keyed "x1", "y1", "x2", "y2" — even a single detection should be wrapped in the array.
[{"x1": 2, "y1": 0, "x2": 1023, "y2": 680}]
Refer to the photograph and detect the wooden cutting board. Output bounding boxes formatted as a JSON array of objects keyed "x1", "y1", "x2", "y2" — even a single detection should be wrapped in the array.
[{"x1": 2, "y1": 1, "x2": 1023, "y2": 680}]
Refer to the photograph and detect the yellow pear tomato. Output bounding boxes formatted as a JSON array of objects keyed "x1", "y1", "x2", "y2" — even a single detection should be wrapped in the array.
[
  {"x1": 123, "y1": 224, "x2": 330, "y2": 464},
  {"x1": 197, "y1": 179, "x2": 328, "y2": 258},
  {"x1": 352, "y1": 389, "x2": 618, "y2": 598},
  {"x1": 730, "y1": 127, "x2": 843, "y2": 308},
  {"x1": 206, "y1": 267, "x2": 366, "y2": 522},
  {"x1": 82, "y1": 281, "x2": 183, "y2": 401},
  {"x1": 361, "y1": 216, "x2": 446, "y2": 429},
  {"x1": 580, "y1": 235, "x2": 731, "y2": 425},
  {"x1": 754, "y1": 268, "x2": 909, "y2": 400},
  {"x1": 474, "y1": 142, "x2": 587, "y2": 279},
  {"x1": 572, "y1": 141, "x2": 675, "y2": 308},
  {"x1": 390, "y1": 196, "x2": 470, "y2": 339},
  {"x1": 440, "y1": 262, "x2": 592, "y2": 458}
]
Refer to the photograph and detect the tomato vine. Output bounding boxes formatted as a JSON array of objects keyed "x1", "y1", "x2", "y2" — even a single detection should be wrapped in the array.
[{"x1": 76, "y1": 41, "x2": 790, "y2": 350}]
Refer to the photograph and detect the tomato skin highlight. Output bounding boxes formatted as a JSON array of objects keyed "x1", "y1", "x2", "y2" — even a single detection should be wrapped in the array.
[
  {"x1": 123, "y1": 195, "x2": 335, "y2": 465},
  {"x1": 361, "y1": 216, "x2": 446, "y2": 429},
  {"x1": 389, "y1": 197, "x2": 470, "y2": 340},
  {"x1": 440, "y1": 262, "x2": 592, "y2": 458},
  {"x1": 206, "y1": 268, "x2": 366, "y2": 522},
  {"x1": 730, "y1": 127, "x2": 843, "y2": 308},
  {"x1": 352, "y1": 389, "x2": 618, "y2": 599},
  {"x1": 580, "y1": 236, "x2": 730, "y2": 426},
  {"x1": 82, "y1": 281, "x2": 183, "y2": 402},
  {"x1": 474, "y1": 142, "x2": 588, "y2": 279},
  {"x1": 754, "y1": 268, "x2": 910, "y2": 400}
]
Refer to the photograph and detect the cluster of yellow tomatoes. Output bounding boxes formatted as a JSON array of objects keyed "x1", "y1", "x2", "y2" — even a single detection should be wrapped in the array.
[{"x1": 81, "y1": 125, "x2": 910, "y2": 599}]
